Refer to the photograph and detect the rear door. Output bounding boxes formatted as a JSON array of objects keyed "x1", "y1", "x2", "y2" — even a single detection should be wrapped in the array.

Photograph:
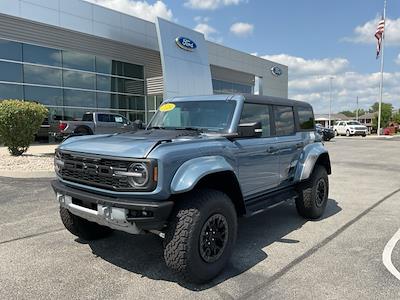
[
  {"x1": 113, "y1": 114, "x2": 131, "y2": 132},
  {"x1": 273, "y1": 105, "x2": 304, "y2": 185},
  {"x1": 235, "y1": 103, "x2": 280, "y2": 198},
  {"x1": 96, "y1": 113, "x2": 115, "y2": 134}
]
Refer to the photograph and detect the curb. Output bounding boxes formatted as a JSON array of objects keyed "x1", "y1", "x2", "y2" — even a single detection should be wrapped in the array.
[{"x1": 0, "y1": 171, "x2": 56, "y2": 179}]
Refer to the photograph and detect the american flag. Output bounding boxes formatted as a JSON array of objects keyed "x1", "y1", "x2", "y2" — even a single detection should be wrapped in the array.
[{"x1": 375, "y1": 18, "x2": 385, "y2": 59}]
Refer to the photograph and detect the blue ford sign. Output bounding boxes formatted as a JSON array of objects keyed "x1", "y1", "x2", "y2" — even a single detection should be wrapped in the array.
[
  {"x1": 175, "y1": 37, "x2": 197, "y2": 51},
  {"x1": 271, "y1": 66, "x2": 283, "y2": 76}
]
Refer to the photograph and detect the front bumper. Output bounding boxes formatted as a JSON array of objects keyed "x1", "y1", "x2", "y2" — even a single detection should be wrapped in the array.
[
  {"x1": 349, "y1": 129, "x2": 367, "y2": 135},
  {"x1": 51, "y1": 180, "x2": 174, "y2": 234}
]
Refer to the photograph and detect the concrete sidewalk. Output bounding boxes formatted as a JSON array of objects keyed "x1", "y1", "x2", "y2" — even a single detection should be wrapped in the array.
[{"x1": 0, "y1": 144, "x2": 58, "y2": 178}]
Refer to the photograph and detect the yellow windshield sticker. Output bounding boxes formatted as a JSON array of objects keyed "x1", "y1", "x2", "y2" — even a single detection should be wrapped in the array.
[{"x1": 159, "y1": 103, "x2": 175, "y2": 112}]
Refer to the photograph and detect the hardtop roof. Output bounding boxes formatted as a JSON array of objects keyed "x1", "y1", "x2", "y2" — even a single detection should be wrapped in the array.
[{"x1": 168, "y1": 94, "x2": 312, "y2": 108}]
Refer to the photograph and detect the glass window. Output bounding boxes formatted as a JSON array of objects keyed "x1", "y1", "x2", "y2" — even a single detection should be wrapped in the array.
[
  {"x1": 0, "y1": 83, "x2": 23, "y2": 100},
  {"x1": 274, "y1": 105, "x2": 295, "y2": 136},
  {"x1": 128, "y1": 96, "x2": 145, "y2": 110},
  {"x1": 0, "y1": 40, "x2": 22, "y2": 61},
  {"x1": 124, "y1": 78, "x2": 144, "y2": 95},
  {"x1": 82, "y1": 113, "x2": 93, "y2": 121},
  {"x1": 62, "y1": 50, "x2": 95, "y2": 72},
  {"x1": 63, "y1": 70, "x2": 95, "y2": 89},
  {"x1": 156, "y1": 95, "x2": 163, "y2": 108},
  {"x1": 149, "y1": 100, "x2": 236, "y2": 132},
  {"x1": 122, "y1": 62, "x2": 143, "y2": 79},
  {"x1": 97, "y1": 113, "x2": 111, "y2": 122},
  {"x1": 129, "y1": 111, "x2": 145, "y2": 122},
  {"x1": 0, "y1": 61, "x2": 23, "y2": 82},
  {"x1": 63, "y1": 108, "x2": 91, "y2": 121},
  {"x1": 146, "y1": 96, "x2": 156, "y2": 111},
  {"x1": 24, "y1": 65, "x2": 61, "y2": 86},
  {"x1": 298, "y1": 106, "x2": 315, "y2": 130},
  {"x1": 96, "y1": 92, "x2": 112, "y2": 109},
  {"x1": 23, "y1": 44, "x2": 61, "y2": 67},
  {"x1": 24, "y1": 86, "x2": 63, "y2": 106},
  {"x1": 96, "y1": 74, "x2": 111, "y2": 91},
  {"x1": 63, "y1": 89, "x2": 95, "y2": 107},
  {"x1": 96, "y1": 57, "x2": 112, "y2": 74},
  {"x1": 240, "y1": 103, "x2": 271, "y2": 137}
]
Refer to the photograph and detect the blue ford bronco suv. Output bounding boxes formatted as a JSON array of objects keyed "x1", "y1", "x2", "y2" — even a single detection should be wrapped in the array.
[{"x1": 52, "y1": 94, "x2": 331, "y2": 283}]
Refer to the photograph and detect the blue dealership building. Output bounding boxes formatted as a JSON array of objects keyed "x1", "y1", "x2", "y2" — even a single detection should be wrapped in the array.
[{"x1": 0, "y1": 0, "x2": 288, "y2": 124}]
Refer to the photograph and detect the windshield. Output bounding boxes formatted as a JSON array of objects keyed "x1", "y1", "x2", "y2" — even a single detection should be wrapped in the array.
[
  {"x1": 148, "y1": 100, "x2": 237, "y2": 132},
  {"x1": 347, "y1": 121, "x2": 362, "y2": 125}
]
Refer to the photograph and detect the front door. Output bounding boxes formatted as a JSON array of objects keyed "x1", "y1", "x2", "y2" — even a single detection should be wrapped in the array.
[{"x1": 235, "y1": 103, "x2": 280, "y2": 198}]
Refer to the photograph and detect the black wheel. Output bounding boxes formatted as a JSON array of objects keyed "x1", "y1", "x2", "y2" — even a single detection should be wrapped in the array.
[
  {"x1": 346, "y1": 130, "x2": 350, "y2": 137},
  {"x1": 296, "y1": 165, "x2": 329, "y2": 219},
  {"x1": 60, "y1": 207, "x2": 113, "y2": 241},
  {"x1": 362, "y1": 134, "x2": 366, "y2": 137},
  {"x1": 163, "y1": 189, "x2": 237, "y2": 283},
  {"x1": 74, "y1": 127, "x2": 92, "y2": 135}
]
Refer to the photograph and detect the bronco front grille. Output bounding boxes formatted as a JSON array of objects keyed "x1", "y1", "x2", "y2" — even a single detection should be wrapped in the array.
[{"x1": 58, "y1": 151, "x2": 133, "y2": 191}]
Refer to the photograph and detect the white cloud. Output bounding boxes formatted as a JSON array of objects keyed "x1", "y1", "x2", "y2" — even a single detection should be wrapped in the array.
[
  {"x1": 255, "y1": 53, "x2": 399, "y2": 113},
  {"x1": 343, "y1": 17, "x2": 400, "y2": 45},
  {"x1": 193, "y1": 17, "x2": 223, "y2": 43},
  {"x1": 230, "y1": 22, "x2": 254, "y2": 37},
  {"x1": 261, "y1": 54, "x2": 349, "y2": 77},
  {"x1": 184, "y1": 0, "x2": 242, "y2": 10},
  {"x1": 84, "y1": 0, "x2": 174, "y2": 22},
  {"x1": 395, "y1": 54, "x2": 400, "y2": 65}
]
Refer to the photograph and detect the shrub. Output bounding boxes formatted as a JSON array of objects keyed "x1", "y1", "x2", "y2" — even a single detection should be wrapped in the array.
[{"x1": 0, "y1": 100, "x2": 48, "y2": 156}]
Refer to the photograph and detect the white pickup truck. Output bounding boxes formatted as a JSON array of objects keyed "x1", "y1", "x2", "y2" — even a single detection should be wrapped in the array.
[
  {"x1": 54, "y1": 112, "x2": 140, "y2": 139},
  {"x1": 333, "y1": 120, "x2": 368, "y2": 137}
]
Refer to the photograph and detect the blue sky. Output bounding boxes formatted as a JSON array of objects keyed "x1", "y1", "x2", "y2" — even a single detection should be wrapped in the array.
[{"x1": 87, "y1": 0, "x2": 400, "y2": 113}]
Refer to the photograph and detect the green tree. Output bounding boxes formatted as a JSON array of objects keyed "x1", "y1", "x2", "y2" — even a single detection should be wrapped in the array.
[
  {"x1": 370, "y1": 102, "x2": 393, "y2": 129},
  {"x1": 0, "y1": 100, "x2": 48, "y2": 155},
  {"x1": 339, "y1": 110, "x2": 355, "y2": 117}
]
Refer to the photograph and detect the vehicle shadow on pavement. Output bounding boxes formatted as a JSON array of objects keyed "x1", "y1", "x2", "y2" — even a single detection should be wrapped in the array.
[{"x1": 87, "y1": 198, "x2": 341, "y2": 291}]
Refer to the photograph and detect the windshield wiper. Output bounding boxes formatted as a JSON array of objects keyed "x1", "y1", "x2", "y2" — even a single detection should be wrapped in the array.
[
  {"x1": 149, "y1": 126, "x2": 166, "y2": 130},
  {"x1": 174, "y1": 127, "x2": 204, "y2": 132}
]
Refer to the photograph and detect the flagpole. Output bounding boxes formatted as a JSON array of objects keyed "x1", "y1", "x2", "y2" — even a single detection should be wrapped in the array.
[{"x1": 377, "y1": 0, "x2": 387, "y2": 136}]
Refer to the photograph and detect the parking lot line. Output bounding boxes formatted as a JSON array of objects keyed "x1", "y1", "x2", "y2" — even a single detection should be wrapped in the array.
[{"x1": 383, "y1": 228, "x2": 400, "y2": 281}]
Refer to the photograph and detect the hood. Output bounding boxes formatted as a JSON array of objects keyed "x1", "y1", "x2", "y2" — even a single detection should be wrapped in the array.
[{"x1": 58, "y1": 129, "x2": 202, "y2": 158}]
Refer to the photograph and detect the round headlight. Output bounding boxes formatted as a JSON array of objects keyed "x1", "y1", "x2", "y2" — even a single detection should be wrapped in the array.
[{"x1": 127, "y1": 163, "x2": 149, "y2": 187}]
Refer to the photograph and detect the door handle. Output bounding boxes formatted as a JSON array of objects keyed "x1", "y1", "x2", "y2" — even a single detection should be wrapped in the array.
[{"x1": 295, "y1": 142, "x2": 304, "y2": 149}]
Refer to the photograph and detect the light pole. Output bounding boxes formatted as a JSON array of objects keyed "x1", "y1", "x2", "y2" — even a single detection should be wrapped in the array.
[
  {"x1": 356, "y1": 96, "x2": 359, "y2": 121},
  {"x1": 329, "y1": 77, "x2": 334, "y2": 128}
]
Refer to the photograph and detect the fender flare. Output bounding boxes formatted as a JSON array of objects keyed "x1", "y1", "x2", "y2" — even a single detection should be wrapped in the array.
[
  {"x1": 294, "y1": 142, "x2": 331, "y2": 182},
  {"x1": 170, "y1": 156, "x2": 235, "y2": 194}
]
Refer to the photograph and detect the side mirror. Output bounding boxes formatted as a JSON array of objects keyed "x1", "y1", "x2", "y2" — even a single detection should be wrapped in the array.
[
  {"x1": 133, "y1": 119, "x2": 144, "y2": 129},
  {"x1": 237, "y1": 121, "x2": 262, "y2": 138}
]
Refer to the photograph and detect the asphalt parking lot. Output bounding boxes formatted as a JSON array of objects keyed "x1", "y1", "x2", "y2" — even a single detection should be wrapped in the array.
[{"x1": 1, "y1": 137, "x2": 400, "y2": 299}]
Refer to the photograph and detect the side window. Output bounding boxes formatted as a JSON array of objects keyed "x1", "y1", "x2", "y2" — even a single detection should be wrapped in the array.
[
  {"x1": 297, "y1": 106, "x2": 315, "y2": 130},
  {"x1": 97, "y1": 114, "x2": 110, "y2": 122},
  {"x1": 240, "y1": 103, "x2": 271, "y2": 137},
  {"x1": 274, "y1": 105, "x2": 295, "y2": 136},
  {"x1": 82, "y1": 113, "x2": 93, "y2": 122},
  {"x1": 113, "y1": 115, "x2": 124, "y2": 123}
]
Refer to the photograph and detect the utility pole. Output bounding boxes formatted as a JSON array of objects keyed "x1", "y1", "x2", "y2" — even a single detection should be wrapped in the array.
[
  {"x1": 356, "y1": 96, "x2": 359, "y2": 121},
  {"x1": 329, "y1": 77, "x2": 332, "y2": 127}
]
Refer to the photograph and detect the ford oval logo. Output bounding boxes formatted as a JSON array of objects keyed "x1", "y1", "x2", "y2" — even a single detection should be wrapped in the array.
[
  {"x1": 271, "y1": 66, "x2": 283, "y2": 76},
  {"x1": 175, "y1": 37, "x2": 197, "y2": 51}
]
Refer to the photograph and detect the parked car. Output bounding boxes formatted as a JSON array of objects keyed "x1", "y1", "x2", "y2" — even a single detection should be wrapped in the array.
[
  {"x1": 333, "y1": 120, "x2": 367, "y2": 137},
  {"x1": 316, "y1": 123, "x2": 335, "y2": 141},
  {"x1": 51, "y1": 94, "x2": 331, "y2": 283},
  {"x1": 51, "y1": 112, "x2": 140, "y2": 139}
]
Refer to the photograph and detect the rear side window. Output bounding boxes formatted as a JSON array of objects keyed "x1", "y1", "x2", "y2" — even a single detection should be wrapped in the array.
[
  {"x1": 97, "y1": 114, "x2": 110, "y2": 122},
  {"x1": 274, "y1": 105, "x2": 295, "y2": 136},
  {"x1": 240, "y1": 103, "x2": 271, "y2": 137},
  {"x1": 82, "y1": 113, "x2": 93, "y2": 121},
  {"x1": 297, "y1": 106, "x2": 314, "y2": 130}
]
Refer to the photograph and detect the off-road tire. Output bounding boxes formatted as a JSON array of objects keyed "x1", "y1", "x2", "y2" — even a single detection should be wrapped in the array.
[
  {"x1": 163, "y1": 189, "x2": 237, "y2": 283},
  {"x1": 60, "y1": 207, "x2": 113, "y2": 241},
  {"x1": 296, "y1": 165, "x2": 329, "y2": 219}
]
